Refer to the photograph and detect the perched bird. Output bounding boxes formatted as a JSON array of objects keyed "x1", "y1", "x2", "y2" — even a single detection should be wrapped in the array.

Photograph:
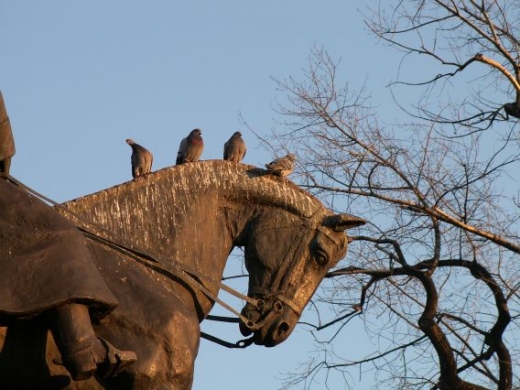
[
  {"x1": 176, "y1": 128, "x2": 204, "y2": 165},
  {"x1": 265, "y1": 153, "x2": 296, "y2": 177},
  {"x1": 126, "y1": 138, "x2": 153, "y2": 179},
  {"x1": 223, "y1": 131, "x2": 246, "y2": 163}
]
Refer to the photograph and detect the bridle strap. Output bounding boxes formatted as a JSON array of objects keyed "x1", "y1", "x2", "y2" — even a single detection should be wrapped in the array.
[{"x1": 249, "y1": 218, "x2": 318, "y2": 318}]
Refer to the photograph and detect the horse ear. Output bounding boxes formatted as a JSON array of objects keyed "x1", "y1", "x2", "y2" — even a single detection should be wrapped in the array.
[{"x1": 322, "y1": 214, "x2": 366, "y2": 232}]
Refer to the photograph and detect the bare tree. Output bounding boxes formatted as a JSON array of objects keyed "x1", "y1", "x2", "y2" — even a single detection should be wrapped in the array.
[
  {"x1": 266, "y1": 45, "x2": 520, "y2": 389},
  {"x1": 364, "y1": 0, "x2": 520, "y2": 130}
]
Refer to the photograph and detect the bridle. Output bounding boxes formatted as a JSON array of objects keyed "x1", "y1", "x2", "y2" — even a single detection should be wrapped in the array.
[
  {"x1": 246, "y1": 221, "x2": 315, "y2": 319},
  {"x1": 244, "y1": 218, "x2": 349, "y2": 327},
  {"x1": 3, "y1": 174, "x2": 327, "y2": 348}
]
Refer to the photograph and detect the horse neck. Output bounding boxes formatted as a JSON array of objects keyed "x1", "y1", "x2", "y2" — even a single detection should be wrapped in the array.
[{"x1": 59, "y1": 160, "x2": 324, "y2": 284}]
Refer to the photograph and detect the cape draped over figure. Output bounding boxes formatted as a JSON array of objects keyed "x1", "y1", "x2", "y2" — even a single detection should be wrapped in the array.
[{"x1": 0, "y1": 178, "x2": 118, "y2": 323}]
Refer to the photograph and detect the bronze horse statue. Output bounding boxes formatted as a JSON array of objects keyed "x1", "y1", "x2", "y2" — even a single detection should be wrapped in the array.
[{"x1": 0, "y1": 160, "x2": 364, "y2": 389}]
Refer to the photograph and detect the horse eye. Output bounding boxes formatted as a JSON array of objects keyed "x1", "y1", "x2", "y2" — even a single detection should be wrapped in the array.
[{"x1": 314, "y1": 251, "x2": 328, "y2": 266}]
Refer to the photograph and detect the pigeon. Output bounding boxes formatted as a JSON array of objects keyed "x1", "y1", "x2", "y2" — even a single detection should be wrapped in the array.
[
  {"x1": 126, "y1": 139, "x2": 153, "y2": 179},
  {"x1": 265, "y1": 153, "x2": 296, "y2": 177},
  {"x1": 176, "y1": 128, "x2": 204, "y2": 165},
  {"x1": 223, "y1": 131, "x2": 246, "y2": 163}
]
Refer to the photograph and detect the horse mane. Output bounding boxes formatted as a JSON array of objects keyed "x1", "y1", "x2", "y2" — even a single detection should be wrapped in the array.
[
  {"x1": 58, "y1": 161, "x2": 327, "y2": 256},
  {"x1": 62, "y1": 160, "x2": 325, "y2": 220}
]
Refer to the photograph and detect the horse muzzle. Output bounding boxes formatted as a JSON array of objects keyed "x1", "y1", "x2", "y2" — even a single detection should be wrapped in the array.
[{"x1": 239, "y1": 299, "x2": 298, "y2": 347}]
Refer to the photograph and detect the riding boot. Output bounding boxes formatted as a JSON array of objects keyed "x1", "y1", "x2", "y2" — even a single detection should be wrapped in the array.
[{"x1": 52, "y1": 303, "x2": 137, "y2": 381}]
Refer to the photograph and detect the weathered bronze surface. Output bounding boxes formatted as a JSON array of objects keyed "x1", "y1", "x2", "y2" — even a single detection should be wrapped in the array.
[
  {"x1": 0, "y1": 160, "x2": 364, "y2": 389},
  {"x1": 0, "y1": 179, "x2": 118, "y2": 320}
]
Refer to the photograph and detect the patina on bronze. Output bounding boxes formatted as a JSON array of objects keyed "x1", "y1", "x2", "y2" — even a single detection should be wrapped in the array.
[{"x1": 0, "y1": 160, "x2": 365, "y2": 389}]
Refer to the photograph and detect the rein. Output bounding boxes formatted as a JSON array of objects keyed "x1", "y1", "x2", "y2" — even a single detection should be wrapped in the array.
[{"x1": 3, "y1": 174, "x2": 261, "y2": 347}]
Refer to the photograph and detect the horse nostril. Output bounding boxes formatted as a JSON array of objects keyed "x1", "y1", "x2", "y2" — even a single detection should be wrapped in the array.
[{"x1": 277, "y1": 321, "x2": 290, "y2": 336}]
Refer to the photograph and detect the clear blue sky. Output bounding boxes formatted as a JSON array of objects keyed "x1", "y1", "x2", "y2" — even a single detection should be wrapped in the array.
[{"x1": 1, "y1": 2, "x2": 403, "y2": 389}]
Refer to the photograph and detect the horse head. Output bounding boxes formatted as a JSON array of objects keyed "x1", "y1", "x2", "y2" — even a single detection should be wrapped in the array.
[{"x1": 239, "y1": 210, "x2": 365, "y2": 347}]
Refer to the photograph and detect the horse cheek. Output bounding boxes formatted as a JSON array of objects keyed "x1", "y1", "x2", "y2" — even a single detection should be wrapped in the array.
[{"x1": 291, "y1": 264, "x2": 323, "y2": 313}]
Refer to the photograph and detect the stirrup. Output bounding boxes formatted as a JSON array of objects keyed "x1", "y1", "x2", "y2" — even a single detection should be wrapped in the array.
[{"x1": 97, "y1": 337, "x2": 137, "y2": 379}]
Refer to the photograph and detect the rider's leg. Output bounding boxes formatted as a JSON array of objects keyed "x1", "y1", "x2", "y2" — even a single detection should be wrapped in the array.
[{"x1": 51, "y1": 302, "x2": 136, "y2": 381}]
